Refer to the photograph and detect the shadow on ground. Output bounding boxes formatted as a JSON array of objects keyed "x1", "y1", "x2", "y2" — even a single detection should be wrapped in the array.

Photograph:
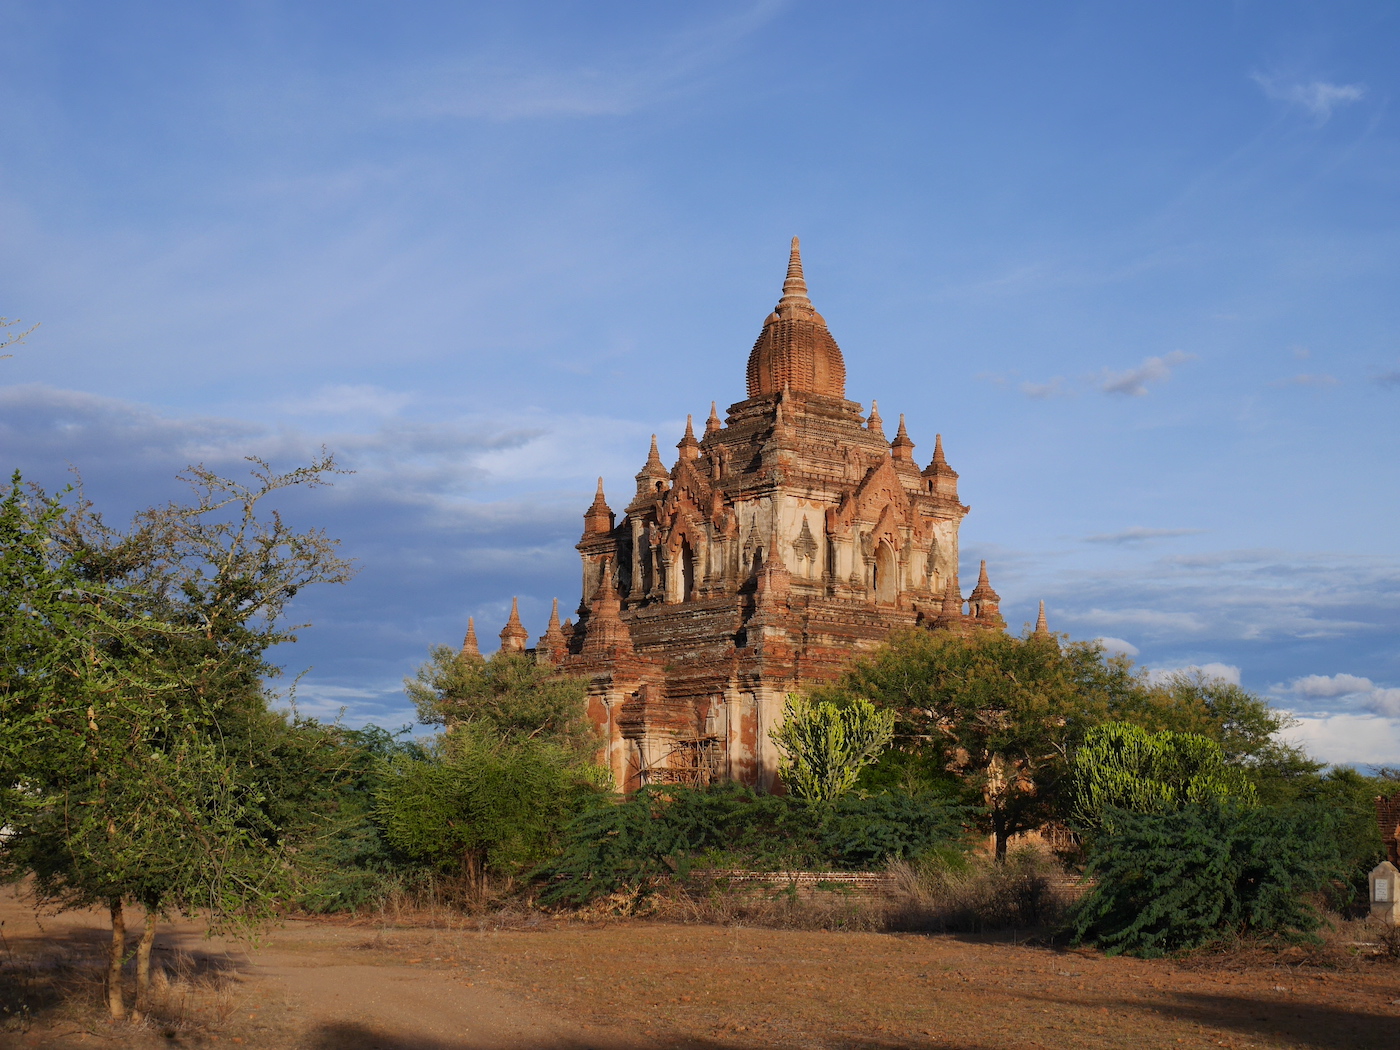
[
  {"x1": 302, "y1": 1023, "x2": 997, "y2": 1050},
  {"x1": 1131, "y1": 990, "x2": 1399, "y2": 1050}
]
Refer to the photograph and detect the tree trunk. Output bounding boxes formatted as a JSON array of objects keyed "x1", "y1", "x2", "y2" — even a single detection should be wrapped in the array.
[
  {"x1": 992, "y1": 812, "x2": 1009, "y2": 863},
  {"x1": 132, "y1": 909, "x2": 157, "y2": 1021},
  {"x1": 107, "y1": 899, "x2": 127, "y2": 1021}
]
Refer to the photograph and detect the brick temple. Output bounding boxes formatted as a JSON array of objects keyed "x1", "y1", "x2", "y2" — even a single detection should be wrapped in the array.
[{"x1": 471, "y1": 239, "x2": 1036, "y2": 792}]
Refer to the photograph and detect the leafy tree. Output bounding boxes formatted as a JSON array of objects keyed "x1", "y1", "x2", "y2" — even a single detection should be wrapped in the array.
[
  {"x1": 375, "y1": 726, "x2": 605, "y2": 894},
  {"x1": 408, "y1": 647, "x2": 595, "y2": 756},
  {"x1": 1145, "y1": 671, "x2": 1303, "y2": 768},
  {"x1": 0, "y1": 457, "x2": 353, "y2": 1020},
  {"x1": 824, "y1": 628, "x2": 1147, "y2": 859},
  {"x1": 1070, "y1": 802, "x2": 1343, "y2": 956},
  {"x1": 1071, "y1": 722, "x2": 1257, "y2": 832},
  {"x1": 770, "y1": 694, "x2": 895, "y2": 802}
]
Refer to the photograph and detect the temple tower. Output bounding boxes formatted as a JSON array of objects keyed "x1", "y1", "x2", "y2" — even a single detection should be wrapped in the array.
[{"x1": 552, "y1": 239, "x2": 999, "y2": 791}]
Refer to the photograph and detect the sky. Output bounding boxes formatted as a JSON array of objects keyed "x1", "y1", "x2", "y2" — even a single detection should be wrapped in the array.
[{"x1": 2, "y1": 1, "x2": 1398, "y2": 762}]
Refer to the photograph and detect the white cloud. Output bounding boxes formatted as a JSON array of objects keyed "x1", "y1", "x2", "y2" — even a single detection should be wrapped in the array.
[
  {"x1": 1253, "y1": 75, "x2": 1367, "y2": 122},
  {"x1": 1284, "y1": 714, "x2": 1400, "y2": 766},
  {"x1": 1097, "y1": 351, "x2": 1195, "y2": 397},
  {"x1": 1146, "y1": 662, "x2": 1242, "y2": 687},
  {"x1": 1085, "y1": 527, "x2": 1205, "y2": 545},
  {"x1": 1094, "y1": 636, "x2": 1139, "y2": 658},
  {"x1": 1276, "y1": 672, "x2": 1376, "y2": 699},
  {"x1": 1271, "y1": 673, "x2": 1400, "y2": 717}
]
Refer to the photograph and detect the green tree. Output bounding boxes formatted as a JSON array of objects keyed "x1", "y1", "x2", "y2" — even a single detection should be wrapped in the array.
[
  {"x1": 0, "y1": 456, "x2": 354, "y2": 1021},
  {"x1": 375, "y1": 726, "x2": 605, "y2": 895},
  {"x1": 1071, "y1": 722, "x2": 1257, "y2": 832},
  {"x1": 769, "y1": 694, "x2": 895, "y2": 802},
  {"x1": 408, "y1": 646, "x2": 595, "y2": 756},
  {"x1": 1145, "y1": 670, "x2": 1302, "y2": 767},
  {"x1": 825, "y1": 628, "x2": 1147, "y2": 859}
]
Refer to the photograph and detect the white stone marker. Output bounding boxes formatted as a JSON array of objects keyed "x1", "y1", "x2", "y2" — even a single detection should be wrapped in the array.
[{"x1": 1370, "y1": 860, "x2": 1400, "y2": 923}]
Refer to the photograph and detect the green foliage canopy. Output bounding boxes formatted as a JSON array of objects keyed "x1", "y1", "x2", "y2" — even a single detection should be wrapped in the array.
[
  {"x1": 408, "y1": 646, "x2": 595, "y2": 757},
  {"x1": 1071, "y1": 722, "x2": 1257, "y2": 831},
  {"x1": 769, "y1": 694, "x2": 895, "y2": 802}
]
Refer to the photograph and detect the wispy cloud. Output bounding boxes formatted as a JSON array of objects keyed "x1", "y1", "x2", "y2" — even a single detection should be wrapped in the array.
[
  {"x1": 1097, "y1": 351, "x2": 1195, "y2": 397},
  {"x1": 1020, "y1": 377, "x2": 1071, "y2": 400},
  {"x1": 1252, "y1": 74, "x2": 1367, "y2": 122},
  {"x1": 1372, "y1": 371, "x2": 1400, "y2": 389},
  {"x1": 1270, "y1": 373, "x2": 1338, "y2": 388},
  {"x1": 1085, "y1": 527, "x2": 1205, "y2": 545},
  {"x1": 384, "y1": 2, "x2": 785, "y2": 122}
]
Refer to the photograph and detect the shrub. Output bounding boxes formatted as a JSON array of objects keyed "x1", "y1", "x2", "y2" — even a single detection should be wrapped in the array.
[
  {"x1": 537, "y1": 782, "x2": 969, "y2": 906},
  {"x1": 1069, "y1": 802, "x2": 1343, "y2": 956}
]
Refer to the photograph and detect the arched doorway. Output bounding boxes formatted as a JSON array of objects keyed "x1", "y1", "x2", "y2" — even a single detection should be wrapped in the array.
[
  {"x1": 874, "y1": 541, "x2": 897, "y2": 603},
  {"x1": 681, "y1": 538, "x2": 696, "y2": 601}
]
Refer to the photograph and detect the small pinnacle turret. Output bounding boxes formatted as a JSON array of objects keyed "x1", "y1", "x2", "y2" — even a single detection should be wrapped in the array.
[
  {"x1": 705, "y1": 401, "x2": 722, "y2": 437},
  {"x1": 583, "y1": 477, "x2": 614, "y2": 536},
  {"x1": 461, "y1": 616, "x2": 481, "y2": 660},
  {"x1": 967, "y1": 560, "x2": 1003, "y2": 627},
  {"x1": 866, "y1": 400, "x2": 885, "y2": 438},
  {"x1": 677, "y1": 415, "x2": 701, "y2": 461},
  {"x1": 499, "y1": 597, "x2": 529, "y2": 653},
  {"x1": 923, "y1": 433, "x2": 960, "y2": 501},
  {"x1": 538, "y1": 598, "x2": 567, "y2": 663},
  {"x1": 892, "y1": 413, "x2": 915, "y2": 461},
  {"x1": 1034, "y1": 600, "x2": 1050, "y2": 638}
]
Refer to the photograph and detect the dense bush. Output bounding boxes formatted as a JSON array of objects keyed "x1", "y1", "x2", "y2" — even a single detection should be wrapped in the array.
[
  {"x1": 1070, "y1": 802, "x2": 1344, "y2": 956},
  {"x1": 538, "y1": 782, "x2": 971, "y2": 905},
  {"x1": 376, "y1": 725, "x2": 606, "y2": 890}
]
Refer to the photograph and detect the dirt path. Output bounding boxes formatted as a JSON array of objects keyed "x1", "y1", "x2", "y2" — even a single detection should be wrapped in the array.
[{"x1": 3, "y1": 886, "x2": 1399, "y2": 1049}]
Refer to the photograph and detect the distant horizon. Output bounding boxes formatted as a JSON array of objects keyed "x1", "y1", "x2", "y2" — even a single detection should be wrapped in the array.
[{"x1": 2, "y1": 1, "x2": 1396, "y2": 762}]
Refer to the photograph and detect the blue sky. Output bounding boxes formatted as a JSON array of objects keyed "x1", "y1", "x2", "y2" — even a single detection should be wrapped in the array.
[{"x1": 2, "y1": 1, "x2": 1398, "y2": 761}]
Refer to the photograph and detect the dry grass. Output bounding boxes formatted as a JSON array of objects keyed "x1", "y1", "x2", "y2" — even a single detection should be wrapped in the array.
[{"x1": 554, "y1": 847, "x2": 1085, "y2": 936}]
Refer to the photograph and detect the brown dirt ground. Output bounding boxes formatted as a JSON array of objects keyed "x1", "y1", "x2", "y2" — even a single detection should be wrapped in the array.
[{"x1": 1, "y1": 885, "x2": 1397, "y2": 1050}]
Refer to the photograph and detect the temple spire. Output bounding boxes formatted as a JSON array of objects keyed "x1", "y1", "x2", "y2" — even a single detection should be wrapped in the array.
[
  {"x1": 499, "y1": 597, "x2": 529, "y2": 652},
  {"x1": 1034, "y1": 600, "x2": 1050, "y2": 638},
  {"x1": 705, "y1": 401, "x2": 722, "y2": 437},
  {"x1": 782, "y1": 236, "x2": 808, "y2": 301},
  {"x1": 866, "y1": 400, "x2": 885, "y2": 437},
  {"x1": 461, "y1": 616, "x2": 481, "y2": 660},
  {"x1": 677, "y1": 414, "x2": 700, "y2": 461},
  {"x1": 923, "y1": 433, "x2": 960, "y2": 500},
  {"x1": 892, "y1": 413, "x2": 915, "y2": 461},
  {"x1": 583, "y1": 477, "x2": 614, "y2": 535},
  {"x1": 538, "y1": 598, "x2": 567, "y2": 662}
]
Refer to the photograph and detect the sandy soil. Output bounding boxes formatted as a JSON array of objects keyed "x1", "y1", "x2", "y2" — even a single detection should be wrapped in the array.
[{"x1": 1, "y1": 886, "x2": 1397, "y2": 1050}]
